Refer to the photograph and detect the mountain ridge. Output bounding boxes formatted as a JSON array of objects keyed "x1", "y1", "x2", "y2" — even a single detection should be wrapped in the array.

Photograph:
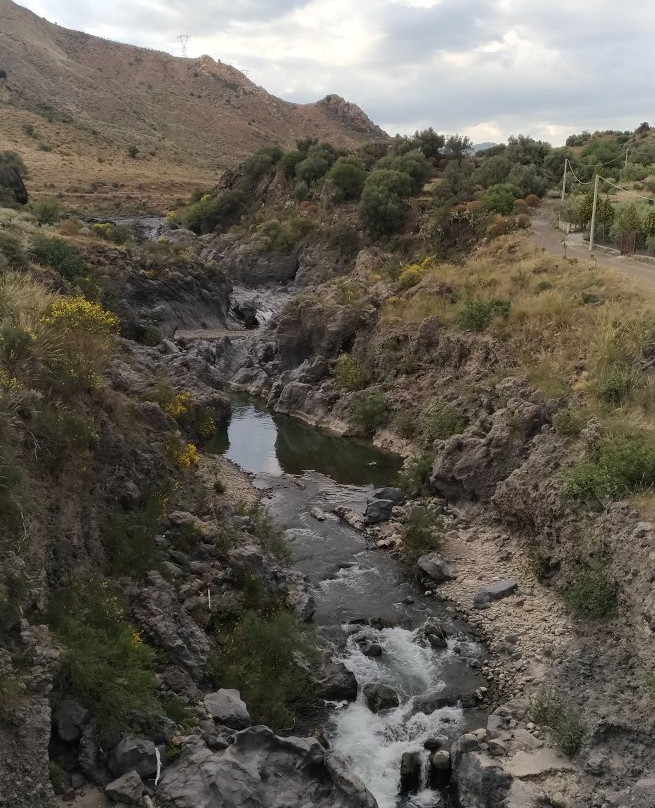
[{"x1": 0, "y1": 0, "x2": 386, "y2": 208}]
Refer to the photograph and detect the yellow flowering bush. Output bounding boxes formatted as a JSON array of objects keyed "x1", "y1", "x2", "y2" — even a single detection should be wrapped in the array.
[
  {"x1": 167, "y1": 437, "x2": 200, "y2": 470},
  {"x1": 41, "y1": 297, "x2": 119, "y2": 335},
  {"x1": 163, "y1": 391, "x2": 192, "y2": 419}
]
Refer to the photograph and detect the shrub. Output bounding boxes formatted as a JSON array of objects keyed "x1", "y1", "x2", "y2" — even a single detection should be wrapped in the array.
[
  {"x1": 394, "y1": 408, "x2": 416, "y2": 438},
  {"x1": 0, "y1": 70, "x2": 6, "y2": 80},
  {"x1": 484, "y1": 183, "x2": 519, "y2": 214},
  {"x1": 396, "y1": 264, "x2": 424, "y2": 291},
  {"x1": 127, "y1": 145, "x2": 139, "y2": 158},
  {"x1": 0, "y1": 232, "x2": 27, "y2": 270},
  {"x1": 29, "y1": 235, "x2": 85, "y2": 280},
  {"x1": 398, "y1": 454, "x2": 433, "y2": 497},
  {"x1": 359, "y1": 169, "x2": 413, "y2": 235},
  {"x1": 50, "y1": 579, "x2": 159, "y2": 732},
  {"x1": 349, "y1": 392, "x2": 387, "y2": 436},
  {"x1": 279, "y1": 149, "x2": 305, "y2": 179},
  {"x1": 402, "y1": 505, "x2": 443, "y2": 562},
  {"x1": 419, "y1": 403, "x2": 468, "y2": 447},
  {"x1": 563, "y1": 563, "x2": 617, "y2": 617},
  {"x1": 326, "y1": 156, "x2": 366, "y2": 201},
  {"x1": 532, "y1": 696, "x2": 586, "y2": 757},
  {"x1": 333, "y1": 353, "x2": 369, "y2": 390},
  {"x1": 552, "y1": 408, "x2": 585, "y2": 437},
  {"x1": 562, "y1": 426, "x2": 655, "y2": 503},
  {"x1": 180, "y1": 190, "x2": 245, "y2": 235},
  {"x1": 456, "y1": 297, "x2": 511, "y2": 331},
  {"x1": 256, "y1": 216, "x2": 314, "y2": 252},
  {"x1": 207, "y1": 610, "x2": 314, "y2": 728},
  {"x1": 593, "y1": 362, "x2": 644, "y2": 406},
  {"x1": 31, "y1": 197, "x2": 60, "y2": 225}
]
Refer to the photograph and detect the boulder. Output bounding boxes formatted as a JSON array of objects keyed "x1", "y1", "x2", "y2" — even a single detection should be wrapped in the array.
[
  {"x1": 156, "y1": 729, "x2": 378, "y2": 808},
  {"x1": 361, "y1": 641, "x2": 383, "y2": 658},
  {"x1": 364, "y1": 499, "x2": 395, "y2": 525},
  {"x1": 313, "y1": 657, "x2": 358, "y2": 701},
  {"x1": 310, "y1": 506, "x2": 327, "y2": 522},
  {"x1": 430, "y1": 750, "x2": 451, "y2": 788},
  {"x1": 417, "y1": 553, "x2": 458, "y2": 584},
  {"x1": 363, "y1": 683, "x2": 400, "y2": 713},
  {"x1": 473, "y1": 579, "x2": 518, "y2": 609},
  {"x1": 204, "y1": 689, "x2": 250, "y2": 730},
  {"x1": 105, "y1": 771, "x2": 144, "y2": 805},
  {"x1": 451, "y1": 749, "x2": 512, "y2": 808},
  {"x1": 400, "y1": 752, "x2": 421, "y2": 792},
  {"x1": 372, "y1": 487, "x2": 405, "y2": 505},
  {"x1": 108, "y1": 736, "x2": 158, "y2": 779},
  {"x1": 54, "y1": 697, "x2": 89, "y2": 743}
]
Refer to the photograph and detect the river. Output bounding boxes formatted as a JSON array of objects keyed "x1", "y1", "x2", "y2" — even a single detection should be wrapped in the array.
[{"x1": 212, "y1": 398, "x2": 487, "y2": 808}]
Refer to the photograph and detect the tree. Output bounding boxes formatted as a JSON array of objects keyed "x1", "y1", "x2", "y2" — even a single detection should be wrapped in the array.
[
  {"x1": 359, "y1": 169, "x2": 413, "y2": 235},
  {"x1": 407, "y1": 127, "x2": 445, "y2": 160},
  {"x1": 325, "y1": 156, "x2": 366, "y2": 201},
  {"x1": 443, "y1": 134, "x2": 473, "y2": 164},
  {"x1": 616, "y1": 203, "x2": 643, "y2": 235},
  {"x1": 433, "y1": 159, "x2": 475, "y2": 204},
  {"x1": 377, "y1": 150, "x2": 432, "y2": 194}
]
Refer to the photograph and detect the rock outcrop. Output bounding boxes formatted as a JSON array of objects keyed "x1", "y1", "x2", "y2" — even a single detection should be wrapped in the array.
[{"x1": 156, "y1": 728, "x2": 378, "y2": 808}]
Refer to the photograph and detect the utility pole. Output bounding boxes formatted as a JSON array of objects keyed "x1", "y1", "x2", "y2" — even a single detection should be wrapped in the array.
[
  {"x1": 589, "y1": 173, "x2": 600, "y2": 252},
  {"x1": 561, "y1": 158, "x2": 568, "y2": 205},
  {"x1": 177, "y1": 35, "x2": 190, "y2": 58}
]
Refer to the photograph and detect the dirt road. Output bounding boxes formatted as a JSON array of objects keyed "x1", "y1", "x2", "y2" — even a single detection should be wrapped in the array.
[{"x1": 531, "y1": 202, "x2": 655, "y2": 293}]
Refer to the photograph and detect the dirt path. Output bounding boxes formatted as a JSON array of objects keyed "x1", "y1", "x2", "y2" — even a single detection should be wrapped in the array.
[{"x1": 531, "y1": 202, "x2": 655, "y2": 293}]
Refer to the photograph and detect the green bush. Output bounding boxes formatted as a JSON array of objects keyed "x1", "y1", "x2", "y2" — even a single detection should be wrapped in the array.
[
  {"x1": 31, "y1": 197, "x2": 60, "y2": 225},
  {"x1": 326, "y1": 156, "x2": 366, "y2": 201},
  {"x1": 394, "y1": 408, "x2": 416, "y2": 438},
  {"x1": 207, "y1": 610, "x2": 314, "y2": 728},
  {"x1": 29, "y1": 235, "x2": 85, "y2": 280},
  {"x1": 398, "y1": 454, "x2": 433, "y2": 497},
  {"x1": 349, "y1": 392, "x2": 387, "y2": 436},
  {"x1": 563, "y1": 563, "x2": 617, "y2": 617},
  {"x1": 593, "y1": 363, "x2": 645, "y2": 406},
  {"x1": 562, "y1": 426, "x2": 655, "y2": 503},
  {"x1": 484, "y1": 183, "x2": 519, "y2": 214},
  {"x1": 532, "y1": 696, "x2": 586, "y2": 757},
  {"x1": 180, "y1": 190, "x2": 245, "y2": 235},
  {"x1": 256, "y1": 216, "x2": 314, "y2": 252},
  {"x1": 377, "y1": 150, "x2": 432, "y2": 194},
  {"x1": 333, "y1": 353, "x2": 369, "y2": 390},
  {"x1": 50, "y1": 579, "x2": 159, "y2": 731},
  {"x1": 359, "y1": 169, "x2": 413, "y2": 235},
  {"x1": 0, "y1": 232, "x2": 27, "y2": 269},
  {"x1": 419, "y1": 403, "x2": 468, "y2": 447},
  {"x1": 552, "y1": 408, "x2": 586, "y2": 437},
  {"x1": 402, "y1": 505, "x2": 443, "y2": 562},
  {"x1": 456, "y1": 297, "x2": 511, "y2": 331}
]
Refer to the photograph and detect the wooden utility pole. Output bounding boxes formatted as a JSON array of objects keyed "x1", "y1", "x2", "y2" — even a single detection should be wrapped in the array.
[
  {"x1": 561, "y1": 159, "x2": 568, "y2": 205},
  {"x1": 589, "y1": 173, "x2": 600, "y2": 252}
]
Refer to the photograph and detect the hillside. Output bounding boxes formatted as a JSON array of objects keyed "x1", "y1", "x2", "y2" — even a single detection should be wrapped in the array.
[{"x1": 0, "y1": 0, "x2": 386, "y2": 210}]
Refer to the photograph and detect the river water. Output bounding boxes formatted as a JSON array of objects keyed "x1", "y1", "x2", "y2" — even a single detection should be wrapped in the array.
[{"x1": 212, "y1": 398, "x2": 486, "y2": 808}]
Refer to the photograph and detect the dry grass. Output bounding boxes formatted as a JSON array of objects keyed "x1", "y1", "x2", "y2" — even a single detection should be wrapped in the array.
[{"x1": 383, "y1": 234, "x2": 654, "y2": 404}]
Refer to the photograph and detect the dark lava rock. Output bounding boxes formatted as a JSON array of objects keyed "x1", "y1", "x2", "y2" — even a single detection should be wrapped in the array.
[
  {"x1": 400, "y1": 751, "x2": 421, "y2": 792},
  {"x1": 365, "y1": 499, "x2": 395, "y2": 525},
  {"x1": 363, "y1": 683, "x2": 400, "y2": 713}
]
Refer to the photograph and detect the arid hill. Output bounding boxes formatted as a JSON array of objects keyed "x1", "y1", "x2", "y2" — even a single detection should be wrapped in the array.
[{"x1": 0, "y1": 0, "x2": 386, "y2": 210}]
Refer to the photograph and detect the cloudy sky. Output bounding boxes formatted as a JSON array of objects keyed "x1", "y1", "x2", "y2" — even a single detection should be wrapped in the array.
[{"x1": 16, "y1": 0, "x2": 654, "y2": 145}]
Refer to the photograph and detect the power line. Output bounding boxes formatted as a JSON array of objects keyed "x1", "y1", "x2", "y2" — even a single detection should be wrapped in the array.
[{"x1": 599, "y1": 176, "x2": 655, "y2": 203}]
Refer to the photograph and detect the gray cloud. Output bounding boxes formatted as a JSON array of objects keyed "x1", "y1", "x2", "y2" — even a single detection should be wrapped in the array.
[{"x1": 16, "y1": 0, "x2": 655, "y2": 144}]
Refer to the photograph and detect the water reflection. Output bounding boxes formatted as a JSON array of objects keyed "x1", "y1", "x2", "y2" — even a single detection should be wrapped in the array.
[{"x1": 208, "y1": 397, "x2": 401, "y2": 486}]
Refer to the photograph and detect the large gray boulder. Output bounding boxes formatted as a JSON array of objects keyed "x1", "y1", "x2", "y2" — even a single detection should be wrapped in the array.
[
  {"x1": 363, "y1": 683, "x2": 400, "y2": 713},
  {"x1": 400, "y1": 752, "x2": 421, "y2": 791},
  {"x1": 204, "y1": 689, "x2": 250, "y2": 730},
  {"x1": 313, "y1": 656, "x2": 358, "y2": 701},
  {"x1": 473, "y1": 579, "x2": 518, "y2": 609},
  {"x1": 105, "y1": 770, "x2": 144, "y2": 804},
  {"x1": 53, "y1": 697, "x2": 89, "y2": 743},
  {"x1": 365, "y1": 499, "x2": 395, "y2": 525},
  {"x1": 156, "y1": 729, "x2": 378, "y2": 808},
  {"x1": 373, "y1": 487, "x2": 405, "y2": 505},
  {"x1": 417, "y1": 553, "x2": 458, "y2": 584},
  {"x1": 109, "y1": 736, "x2": 158, "y2": 779}
]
